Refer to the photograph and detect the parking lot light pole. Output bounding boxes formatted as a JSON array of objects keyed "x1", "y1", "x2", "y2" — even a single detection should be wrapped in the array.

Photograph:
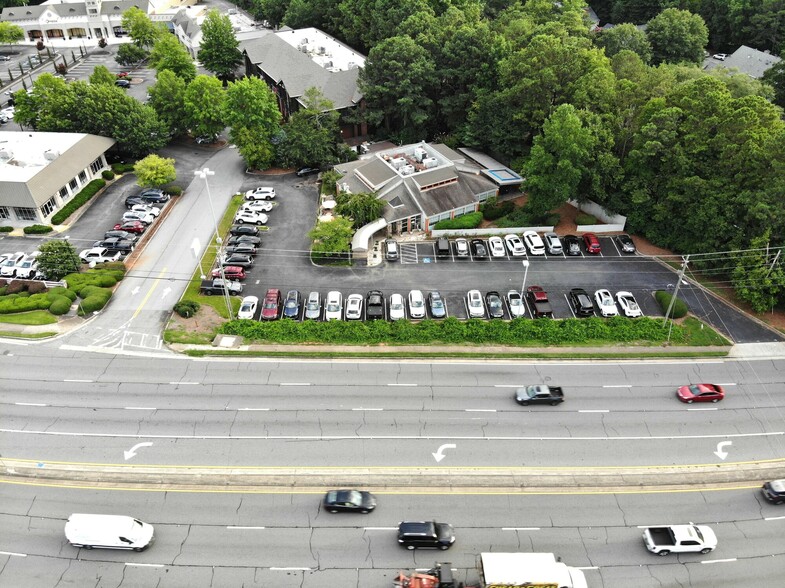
[
  {"x1": 194, "y1": 167, "x2": 233, "y2": 320},
  {"x1": 520, "y1": 260, "x2": 530, "y2": 297}
]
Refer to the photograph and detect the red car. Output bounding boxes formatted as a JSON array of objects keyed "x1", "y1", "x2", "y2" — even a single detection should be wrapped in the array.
[
  {"x1": 677, "y1": 383, "x2": 725, "y2": 404},
  {"x1": 582, "y1": 232, "x2": 601, "y2": 254},
  {"x1": 260, "y1": 288, "x2": 281, "y2": 320},
  {"x1": 113, "y1": 221, "x2": 145, "y2": 234},
  {"x1": 211, "y1": 266, "x2": 246, "y2": 280},
  {"x1": 116, "y1": 71, "x2": 130, "y2": 78}
]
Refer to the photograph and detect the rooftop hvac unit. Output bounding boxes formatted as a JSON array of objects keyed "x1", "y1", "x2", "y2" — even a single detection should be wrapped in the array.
[
  {"x1": 413, "y1": 146, "x2": 427, "y2": 162},
  {"x1": 43, "y1": 149, "x2": 60, "y2": 161},
  {"x1": 400, "y1": 164, "x2": 415, "y2": 175},
  {"x1": 327, "y1": 67, "x2": 340, "y2": 73},
  {"x1": 390, "y1": 157, "x2": 406, "y2": 169},
  {"x1": 422, "y1": 157, "x2": 438, "y2": 168},
  {"x1": 341, "y1": 183, "x2": 351, "y2": 193},
  {"x1": 318, "y1": 46, "x2": 326, "y2": 54},
  {"x1": 0, "y1": 148, "x2": 12, "y2": 160},
  {"x1": 348, "y1": 61, "x2": 358, "y2": 69}
]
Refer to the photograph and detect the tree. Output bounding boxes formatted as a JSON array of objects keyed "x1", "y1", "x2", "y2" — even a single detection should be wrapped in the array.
[
  {"x1": 595, "y1": 23, "x2": 652, "y2": 63},
  {"x1": 147, "y1": 69, "x2": 187, "y2": 136},
  {"x1": 732, "y1": 231, "x2": 785, "y2": 313},
  {"x1": 646, "y1": 8, "x2": 708, "y2": 65},
  {"x1": 224, "y1": 76, "x2": 281, "y2": 169},
  {"x1": 149, "y1": 34, "x2": 196, "y2": 82},
  {"x1": 184, "y1": 75, "x2": 225, "y2": 139},
  {"x1": 336, "y1": 0, "x2": 433, "y2": 53},
  {"x1": 89, "y1": 65, "x2": 116, "y2": 85},
  {"x1": 234, "y1": 126, "x2": 275, "y2": 170},
  {"x1": 0, "y1": 22, "x2": 24, "y2": 47},
  {"x1": 197, "y1": 10, "x2": 243, "y2": 84},
  {"x1": 307, "y1": 216, "x2": 354, "y2": 256},
  {"x1": 36, "y1": 240, "x2": 80, "y2": 281},
  {"x1": 134, "y1": 154, "x2": 177, "y2": 188},
  {"x1": 275, "y1": 87, "x2": 338, "y2": 167},
  {"x1": 762, "y1": 57, "x2": 785, "y2": 109},
  {"x1": 115, "y1": 43, "x2": 148, "y2": 67},
  {"x1": 122, "y1": 6, "x2": 163, "y2": 49},
  {"x1": 334, "y1": 192, "x2": 385, "y2": 228}
]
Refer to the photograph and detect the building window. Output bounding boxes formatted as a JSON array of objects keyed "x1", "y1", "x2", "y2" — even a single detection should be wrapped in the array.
[
  {"x1": 89, "y1": 157, "x2": 103, "y2": 174},
  {"x1": 0, "y1": 206, "x2": 9, "y2": 219},
  {"x1": 59, "y1": 187, "x2": 69, "y2": 200},
  {"x1": 40, "y1": 197, "x2": 57, "y2": 218},
  {"x1": 69, "y1": 178, "x2": 78, "y2": 191},
  {"x1": 15, "y1": 207, "x2": 38, "y2": 221},
  {"x1": 78, "y1": 170, "x2": 87, "y2": 183}
]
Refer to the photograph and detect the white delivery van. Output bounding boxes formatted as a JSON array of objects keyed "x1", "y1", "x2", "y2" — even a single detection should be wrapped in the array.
[{"x1": 64, "y1": 514, "x2": 154, "y2": 551}]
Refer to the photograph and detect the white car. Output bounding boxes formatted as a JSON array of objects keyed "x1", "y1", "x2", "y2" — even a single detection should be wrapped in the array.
[
  {"x1": 522, "y1": 230, "x2": 545, "y2": 255},
  {"x1": 234, "y1": 210, "x2": 268, "y2": 225},
  {"x1": 389, "y1": 293, "x2": 405, "y2": 321},
  {"x1": 122, "y1": 211, "x2": 154, "y2": 224},
  {"x1": 454, "y1": 238, "x2": 469, "y2": 257},
  {"x1": 345, "y1": 293, "x2": 363, "y2": 320},
  {"x1": 488, "y1": 236, "x2": 506, "y2": 258},
  {"x1": 14, "y1": 254, "x2": 40, "y2": 279},
  {"x1": 241, "y1": 200, "x2": 274, "y2": 213},
  {"x1": 237, "y1": 296, "x2": 258, "y2": 320},
  {"x1": 408, "y1": 289, "x2": 425, "y2": 318},
  {"x1": 245, "y1": 187, "x2": 276, "y2": 200},
  {"x1": 543, "y1": 232, "x2": 563, "y2": 255},
  {"x1": 712, "y1": 53, "x2": 727, "y2": 61},
  {"x1": 504, "y1": 234, "x2": 526, "y2": 257},
  {"x1": 0, "y1": 251, "x2": 25, "y2": 277},
  {"x1": 616, "y1": 291, "x2": 642, "y2": 318},
  {"x1": 466, "y1": 289, "x2": 485, "y2": 318},
  {"x1": 129, "y1": 203, "x2": 160, "y2": 217},
  {"x1": 324, "y1": 290, "x2": 343, "y2": 320},
  {"x1": 507, "y1": 290, "x2": 526, "y2": 318},
  {"x1": 594, "y1": 289, "x2": 619, "y2": 317}
]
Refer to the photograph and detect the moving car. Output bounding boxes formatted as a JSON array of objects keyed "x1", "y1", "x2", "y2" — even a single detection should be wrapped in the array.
[
  {"x1": 466, "y1": 289, "x2": 485, "y2": 318},
  {"x1": 569, "y1": 288, "x2": 594, "y2": 317},
  {"x1": 324, "y1": 290, "x2": 343, "y2": 320},
  {"x1": 507, "y1": 290, "x2": 525, "y2": 318},
  {"x1": 428, "y1": 291, "x2": 446, "y2": 318},
  {"x1": 229, "y1": 225, "x2": 259, "y2": 237},
  {"x1": 583, "y1": 232, "x2": 601, "y2": 254},
  {"x1": 323, "y1": 489, "x2": 376, "y2": 513},
  {"x1": 408, "y1": 289, "x2": 426, "y2": 319},
  {"x1": 470, "y1": 239, "x2": 488, "y2": 259},
  {"x1": 522, "y1": 230, "x2": 545, "y2": 255},
  {"x1": 64, "y1": 514, "x2": 154, "y2": 552},
  {"x1": 504, "y1": 234, "x2": 526, "y2": 257},
  {"x1": 283, "y1": 289, "x2": 302, "y2": 318},
  {"x1": 245, "y1": 186, "x2": 276, "y2": 200},
  {"x1": 211, "y1": 266, "x2": 246, "y2": 280},
  {"x1": 488, "y1": 236, "x2": 506, "y2": 258},
  {"x1": 615, "y1": 291, "x2": 642, "y2": 318},
  {"x1": 454, "y1": 238, "x2": 469, "y2": 258},
  {"x1": 543, "y1": 232, "x2": 563, "y2": 255},
  {"x1": 237, "y1": 296, "x2": 258, "y2": 320},
  {"x1": 485, "y1": 291, "x2": 504, "y2": 318},
  {"x1": 304, "y1": 291, "x2": 321, "y2": 320},
  {"x1": 563, "y1": 234, "x2": 581, "y2": 256},
  {"x1": 515, "y1": 384, "x2": 565, "y2": 406},
  {"x1": 616, "y1": 234, "x2": 636, "y2": 254},
  {"x1": 220, "y1": 253, "x2": 254, "y2": 268},
  {"x1": 594, "y1": 289, "x2": 618, "y2": 317},
  {"x1": 762, "y1": 479, "x2": 785, "y2": 504},
  {"x1": 345, "y1": 293, "x2": 364, "y2": 320},
  {"x1": 260, "y1": 288, "x2": 282, "y2": 320},
  {"x1": 389, "y1": 293, "x2": 405, "y2": 320},
  {"x1": 296, "y1": 167, "x2": 320, "y2": 177},
  {"x1": 366, "y1": 290, "x2": 385, "y2": 320},
  {"x1": 397, "y1": 521, "x2": 455, "y2": 550},
  {"x1": 676, "y1": 383, "x2": 725, "y2": 404},
  {"x1": 385, "y1": 239, "x2": 399, "y2": 261},
  {"x1": 241, "y1": 200, "x2": 273, "y2": 213},
  {"x1": 234, "y1": 210, "x2": 268, "y2": 225}
]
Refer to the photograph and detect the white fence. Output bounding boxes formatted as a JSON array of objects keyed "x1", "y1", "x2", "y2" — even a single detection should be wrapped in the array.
[
  {"x1": 431, "y1": 226, "x2": 554, "y2": 238},
  {"x1": 568, "y1": 199, "x2": 626, "y2": 233}
]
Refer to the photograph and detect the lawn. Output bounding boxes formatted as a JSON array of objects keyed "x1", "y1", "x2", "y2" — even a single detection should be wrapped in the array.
[{"x1": 0, "y1": 310, "x2": 58, "y2": 325}]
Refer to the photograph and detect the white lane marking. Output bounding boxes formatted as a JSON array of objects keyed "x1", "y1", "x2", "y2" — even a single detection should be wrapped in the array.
[
  {"x1": 125, "y1": 563, "x2": 164, "y2": 568},
  {"x1": 687, "y1": 408, "x2": 719, "y2": 411},
  {"x1": 15, "y1": 402, "x2": 46, "y2": 407},
  {"x1": 579, "y1": 410, "x2": 610, "y2": 413},
  {"x1": 227, "y1": 526, "x2": 266, "y2": 530},
  {"x1": 502, "y1": 527, "x2": 540, "y2": 531},
  {"x1": 388, "y1": 383, "x2": 417, "y2": 387},
  {"x1": 280, "y1": 383, "x2": 311, "y2": 386},
  {"x1": 494, "y1": 385, "x2": 520, "y2": 388},
  {"x1": 465, "y1": 409, "x2": 497, "y2": 413},
  {"x1": 701, "y1": 558, "x2": 736, "y2": 564},
  {"x1": 764, "y1": 515, "x2": 785, "y2": 521},
  {"x1": 270, "y1": 567, "x2": 312, "y2": 571},
  {"x1": 3, "y1": 428, "x2": 783, "y2": 442},
  {"x1": 364, "y1": 527, "x2": 397, "y2": 530},
  {"x1": 576, "y1": 566, "x2": 599, "y2": 570},
  {"x1": 716, "y1": 383, "x2": 737, "y2": 386},
  {"x1": 124, "y1": 407, "x2": 157, "y2": 411},
  {"x1": 169, "y1": 382, "x2": 199, "y2": 385},
  {"x1": 603, "y1": 385, "x2": 632, "y2": 388},
  {"x1": 64, "y1": 379, "x2": 93, "y2": 383},
  {"x1": 0, "y1": 551, "x2": 26, "y2": 557},
  {"x1": 238, "y1": 408, "x2": 270, "y2": 411},
  {"x1": 352, "y1": 408, "x2": 383, "y2": 411}
]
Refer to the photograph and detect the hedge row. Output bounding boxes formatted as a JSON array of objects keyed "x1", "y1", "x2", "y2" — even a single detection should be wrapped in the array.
[
  {"x1": 77, "y1": 286, "x2": 113, "y2": 315},
  {"x1": 23, "y1": 224, "x2": 52, "y2": 234},
  {"x1": 481, "y1": 199, "x2": 515, "y2": 221},
  {"x1": 432, "y1": 212, "x2": 484, "y2": 230},
  {"x1": 64, "y1": 267, "x2": 125, "y2": 291},
  {"x1": 220, "y1": 316, "x2": 684, "y2": 346},
  {"x1": 0, "y1": 226, "x2": 13, "y2": 233},
  {"x1": 654, "y1": 290, "x2": 689, "y2": 319},
  {"x1": 112, "y1": 163, "x2": 135, "y2": 174},
  {"x1": 0, "y1": 293, "x2": 53, "y2": 314},
  {"x1": 51, "y1": 179, "x2": 106, "y2": 225}
]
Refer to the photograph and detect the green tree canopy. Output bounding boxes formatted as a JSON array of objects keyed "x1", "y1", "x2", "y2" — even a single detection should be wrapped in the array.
[
  {"x1": 184, "y1": 74, "x2": 225, "y2": 139},
  {"x1": 731, "y1": 231, "x2": 785, "y2": 313},
  {"x1": 147, "y1": 69, "x2": 188, "y2": 137},
  {"x1": 198, "y1": 10, "x2": 243, "y2": 83},
  {"x1": 308, "y1": 216, "x2": 354, "y2": 255},
  {"x1": 89, "y1": 65, "x2": 116, "y2": 85},
  {"x1": 275, "y1": 87, "x2": 339, "y2": 168},
  {"x1": 115, "y1": 43, "x2": 149, "y2": 67},
  {"x1": 134, "y1": 154, "x2": 177, "y2": 188},
  {"x1": 0, "y1": 22, "x2": 24, "y2": 46},
  {"x1": 646, "y1": 8, "x2": 708, "y2": 65},
  {"x1": 121, "y1": 6, "x2": 163, "y2": 49},
  {"x1": 595, "y1": 23, "x2": 652, "y2": 63},
  {"x1": 334, "y1": 192, "x2": 385, "y2": 228},
  {"x1": 149, "y1": 34, "x2": 196, "y2": 82},
  {"x1": 224, "y1": 76, "x2": 280, "y2": 169},
  {"x1": 36, "y1": 240, "x2": 81, "y2": 281},
  {"x1": 762, "y1": 56, "x2": 785, "y2": 109}
]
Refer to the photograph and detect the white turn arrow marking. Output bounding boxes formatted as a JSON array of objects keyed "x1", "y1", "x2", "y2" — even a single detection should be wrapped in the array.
[
  {"x1": 191, "y1": 238, "x2": 201, "y2": 258},
  {"x1": 432, "y1": 443, "x2": 456, "y2": 463},
  {"x1": 124, "y1": 442, "x2": 153, "y2": 461},
  {"x1": 714, "y1": 441, "x2": 732, "y2": 460},
  {"x1": 161, "y1": 287, "x2": 172, "y2": 299},
  {"x1": 131, "y1": 287, "x2": 140, "y2": 295}
]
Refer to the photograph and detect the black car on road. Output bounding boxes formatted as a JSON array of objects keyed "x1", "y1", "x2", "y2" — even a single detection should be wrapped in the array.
[
  {"x1": 397, "y1": 521, "x2": 455, "y2": 550},
  {"x1": 324, "y1": 489, "x2": 376, "y2": 513}
]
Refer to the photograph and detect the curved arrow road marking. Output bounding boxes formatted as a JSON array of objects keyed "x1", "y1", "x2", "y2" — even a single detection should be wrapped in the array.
[
  {"x1": 124, "y1": 442, "x2": 154, "y2": 461},
  {"x1": 714, "y1": 441, "x2": 732, "y2": 460},
  {"x1": 432, "y1": 443, "x2": 456, "y2": 462}
]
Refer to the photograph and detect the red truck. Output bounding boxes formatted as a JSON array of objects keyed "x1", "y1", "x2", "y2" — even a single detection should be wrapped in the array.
[{"x1": 526, "y1": 285, "x2": 553, "y2": 318}]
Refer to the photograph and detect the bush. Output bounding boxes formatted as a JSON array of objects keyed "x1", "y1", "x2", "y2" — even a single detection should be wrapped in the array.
[
  {"x1": 0, "y1": 293, "x2": 52, "y2": 314},
  {"x1": 102, "y1": 169, "x2": 115, "y2": 181},
  {"x1": 50, "y1": 179, "x2": 106, "y2": 225},
  {"x1": 575, "y1": 212, "x2": 598, "y2": 225},
  {"x1": 481, "y1": 198, "x2": 515, "y2": 221},
  {"x1": 655, "y1": 290, "x2": 689, "y2": 319},
  {"x1": 174, "y1": 300, "x2": 200, "y2": 318},
  {"x1": 26, "y1": 282, "x2": 47, "y2": 294},
  {"x1": 64, "y1": 269, "x2": 123, "y2": 291},
  {"x1": 112, "y1": 163, "x2": 135, "y2": 174},
  {"x1": 49, "y1": 295, "x2": 72, "y2": 315},
  {"x1": 0, "y1": 226, "x2": 13, "y2": 233},
  {"x1": 23, "y1": 224, "x2": 53, "y2": 235},
  {"x1": 78, "y1": 294, "x2": 111, "y2": 314},
  {"x1": 432, "y1": 212, "x2": 483, "y2": 230},
  {"x1": 165, "y1": 185, "x2": 183, "y2": 196},
  {"x1": 5, "y1": 281, "x2": 26, "y2": 294},
  {"x1": 48, "y1": 287, "x2": 77, "y2": 302},
  {"x1": 78, "y1": 285, "x2": 112, "y2": 300}
]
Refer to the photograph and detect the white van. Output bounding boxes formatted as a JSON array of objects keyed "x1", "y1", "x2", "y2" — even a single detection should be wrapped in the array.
[{"x1": 64, "y1": 514, "x2": 154, "y2": 551}]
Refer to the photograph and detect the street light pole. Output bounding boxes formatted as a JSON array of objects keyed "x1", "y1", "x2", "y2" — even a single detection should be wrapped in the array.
[{"x1": 520, "y1": 260, "x2": 530, "y2": 298}]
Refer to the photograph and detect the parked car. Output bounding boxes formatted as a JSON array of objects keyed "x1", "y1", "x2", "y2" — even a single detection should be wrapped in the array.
[
  {"x1": 466, "y1": 289, "x2": 485, "y2": 318},
  {"x1": 229, "y1": 225, "x2": 259, "y2": 237},
  {"x1": 304, "y1": 291, "x2": 321, "y2": 320},
  {"x1": 366, "y1": 290, "x2": 385, "y2": 320},
  {"x1": 260, "y1": 288, "x2": 282, "y2": 320},
  {"x1": 103, "y1": 230, "x2": 138, "y2": 242},
  {"x1": 712, "y1": 53, "x2": 727, "y2": 60},
  {"x1": 234, "y1": 210, "x2": 268, "y2": 225},
  {"x1": 543, "y1": 232, "x2": 563, "y2": 255},
  {"x1": 408, "y1": 289, "x2": 426, "y2": 319},
  {"x1": 488, "y1": 236, "x2": 506, "y2": 258},
  {"x1": 616, "y1": 291, "x2": 642, "y2": 318},
  {"x1": 583, "y1": 232, "x2": 601, "y2": 254},
  {"x1": 616, "y1": 234, "x2": 636, "y2": 254},
  {"x1": 211, "y1": 266, "x2": 246, "y2": 280},
  {"x1": 14, "y1": 254, "x2": 39, "y2": 279},
  {"x1": 563, "y1": 235, "x2": 581, "y2": 256},
  {"x1": 113, "y1": 221, "x2": 145, "y2": 234},
  {"x1": 283, "y1": 289, "x2": 302, "y2": 319},
  {"x1": 220, "y1": 253, "x2": 254, "y2": 268},
  {"x1": 389, "y1": 293, "x2": 405, "y2": 320},
  {"x1": 522, "y1": 230, "x2": 545, "y2": 256},
  {"x1": 226, "y1": 235, "x2": 262, "y2": 246},
  {"x1": 761, "y1": 479, "x2": 785, "y2": 504},
  {"x1": 345, "y1": 293, "x2": 364, "y2": 320},
  {"x1": 245, "y1": 187, "x2": 276, "y2": 200},
  {"x1": 485, "y1": 291, "x2": 504, "y2": 318},
  {"x1": 470, "y1": 239, "x2": 488, "y2": 259},
  {"x1": 237, "y1": 296, "x2": 258, "y2": 320},
  {"x1": 504, "y1": 234, "x2": 526, "y2": 257},
  {"x1": 224, "y1": 243, "x2": 257, "y2": 257},
  {"x1": 454, "y1": 238, "x2": 469, "y2": 258},
  {"x1": 129, "y1": 203, "x2": 160, "y2": 217},
  {"x1": 115, "y1": 79, "x2": 130, "y2": 88},
  {"x1": 323, "y1": 489, "x2": 376, "y2": 513},
  {"x1": 428, "y1": 291, "x2": 446, "y2": 318},
  {"x1": 677, "y1": 383, "x2": 725, "y2": 404},
  {"x1": 569, "y1": 288, "x2": 594, "y2": 317},
  {"x1": 241, "y1": 200, "x2": 273, "y2": 213},
  {"x1": 507, "y1": 290, "x2": 525, "y2": 318},
  {"x1": 296, "y1": 167, "x2": 320, "y2": 177},
  {"x1": 122, "y1": 211, "x2": 154, "y2": 225},
  {"x1": 397, "y1": 521, "x2": 455, "y2": 551},
  {"x1": 124, "y1": 196, "x2": 147, "y2": 209},
  {"x1": 137, "y1": 189, "x2": 169, "y2": 204},
  {"x1": 385, "y1": 239, "x2": 399, "y2": 261},
  {"x1": 435, "y1": 237, "x2": 450, "y2": 259},
  {"x1": 324, "y1": 290, "x2": 343, "y2": 320},
  {"x1": 93, "y1": 238, "x2": 135, "y2": 255},
  {"x1": 594, "y1": 289, "x2": 618, "y2": 317}
]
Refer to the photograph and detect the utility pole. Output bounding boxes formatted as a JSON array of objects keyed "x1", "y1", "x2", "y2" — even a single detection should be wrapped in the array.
[{"x1": 664, "y1": 255, "x2": 689, "y2": 343}]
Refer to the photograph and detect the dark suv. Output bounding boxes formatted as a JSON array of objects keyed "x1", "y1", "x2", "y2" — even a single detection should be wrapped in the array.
[
  {"x1": 397, "y1": 521, "x2": 455, "y2": 550},
  {"x1": 366, "y1": 290, "x2": 385, "y2": 320},
  {"x1": 569, "y1": 288, "x2": 594, "y2": 317}
]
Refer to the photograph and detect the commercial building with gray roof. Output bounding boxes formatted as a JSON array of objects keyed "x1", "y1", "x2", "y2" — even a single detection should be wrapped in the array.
[{"x1": 703, "y1": 45, "x2": 782, "y2": 79}]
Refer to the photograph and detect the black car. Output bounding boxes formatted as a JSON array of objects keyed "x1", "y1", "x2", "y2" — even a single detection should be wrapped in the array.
[
  {"x1": 138, "y1": 189, "x2": 170, "y2": 204},
  {"x1": 569, "y1": 288, "x2": 594, "y2": 317},
  {"x1": 616, "y1": 234, "x2": 636, "y2": 254},
  {"x1": 762, "y1": 479, "x2": 785, "y2": 504},
  {"x1": 366, "y1": 290, "x2": 385, "y2": 320},
  {"x1": 115, "y1": 79, "x2": 130, "y2": 88},
  {"x1": 563, "y1": 234, "x2": 581, "y2": 256},
  {"x1": 323, "y1": 489, "x2": 376, "y2": 513},
  {"x1": 296, "y1": 166, "x2": 320, "y2": 177},
  {"x1": 93, "y1": 238, "x2": 135, "y2": 253},
  {"x1": 397, "y1": 521, "x2": 455, "y2": 550},
  {"x1": 225, "y1": 243, "x2": 257, "y2": 257},
  {"x1": 428, "y1": 291, "x2": 446, "y2": 318},
  {"x1": 229, "y1": 225, "x2": 259, "y2": 237},
  {"x1": 103, "y1": 230, "x2": 138, "y2": 242},
  {"x1": 226, "y1": 235, "x2": 262, "y2": 246},
  {"x1": 470, "y1": 239, "x2": 488, "y2": 259},
  {"x1": 282, "y1": 289, "x2": 302, "y2": 318},
  {"x1": 220, "y1": 253, "x2": 254, "y2": 268},
  {"x1": 485, "y1": 291, "x2": 504, "y2": 318},
  {"x1": 124, "y1": 196, "x2": 146, "y2": 209}
]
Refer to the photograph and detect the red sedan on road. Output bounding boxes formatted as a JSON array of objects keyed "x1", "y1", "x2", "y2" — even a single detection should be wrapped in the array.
[{"x1": 677, "y1": 383, "x2": 725, "y2": 403}]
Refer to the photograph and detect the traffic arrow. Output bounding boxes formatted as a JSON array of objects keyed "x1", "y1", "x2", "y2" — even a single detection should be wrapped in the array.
[
  {"x1": 161, "y1": 287, "x2": 172, "y2": 299},
  {"x1": 191, "y1": 238, "x2": 201, "y2": 259},
  {"x1": 131, "y1": 286, "x2": 140, "y2": 295},
  {"x1": 124, "y1": 442, "x2": 153, "y2": 461},
  {"x1": 714, "y1": 441, "x2": 732, "y2": 460},
  {"x1": 432, "y1": 443, "x2": 456, "y2": 463}
]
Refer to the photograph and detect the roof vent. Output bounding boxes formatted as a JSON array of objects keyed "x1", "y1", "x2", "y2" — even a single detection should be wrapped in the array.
[
  {"x1": 43, "y1": 149, "x2": 60, "y2": 161},
  {"x1": 0, "y1": 148, "x2": 13, "y2": 160}
]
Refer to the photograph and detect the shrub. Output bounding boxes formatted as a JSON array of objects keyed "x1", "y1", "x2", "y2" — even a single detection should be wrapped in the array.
[
  {"x1": 26, "y1": 282, "x2": 47, "y2": 294},
  {"x1": 49, "y1": 295, "x2": 72, "y2": 315},
  {"x1": 48, "y1": 287, "x2": 77, "y2": 302},
  {"x1": 481, "y1": 198, "x2": 515, "y2": 221},
  {"x1": 78, "y1": 285, "x2": 112, "y2": 300},
  {"x1": 0, "y1": 226, "x2": 13, "y2": 233},
  {"x1": 0, "y1": 293, "x2": 51, "y2": 314},
  {"x1": 102, "y1": 170, "x2": 115, "y2": 181},
  {"x1": 77, "y1": 294, "x2": 110, "y2": 314},
  {"x1": 50, "y1": 179, "x2": 106, "y2": 225},
  {"x1": 111, "y1": 163, "x2": 135, "y2": 174},
  {"x1": 5, "y1": 281, "x2": 26, "y2": 294},
  {"x1": 575, "y1": 212, "x2": 598, "y2": 225},
  {"x1": 165, "y1": 185, "x2": 183, "y2": 196},
  {"x1": 174, "y1": 300, "x2": 200, "y2": 318},
  {"x1": 23, "y1": 224, "x2": 53, "y2": 235},
  {"x1": 433, "y1": 212, "x2": 483, "y2": 230},
  {"x1": 64, "y1": 269, "x2": 122, "y2": 291},
  {"x1": 655, "y1": 290, "x2": 689, "y2": 319}
]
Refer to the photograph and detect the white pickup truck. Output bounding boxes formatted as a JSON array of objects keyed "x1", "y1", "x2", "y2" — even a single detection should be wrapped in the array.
[
  {"x1": 79, "y1": 247, "x2": 122, "y2": 264},
  {"x1": 642, "y1": 524, "x2": 717, "y2": 556}
]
